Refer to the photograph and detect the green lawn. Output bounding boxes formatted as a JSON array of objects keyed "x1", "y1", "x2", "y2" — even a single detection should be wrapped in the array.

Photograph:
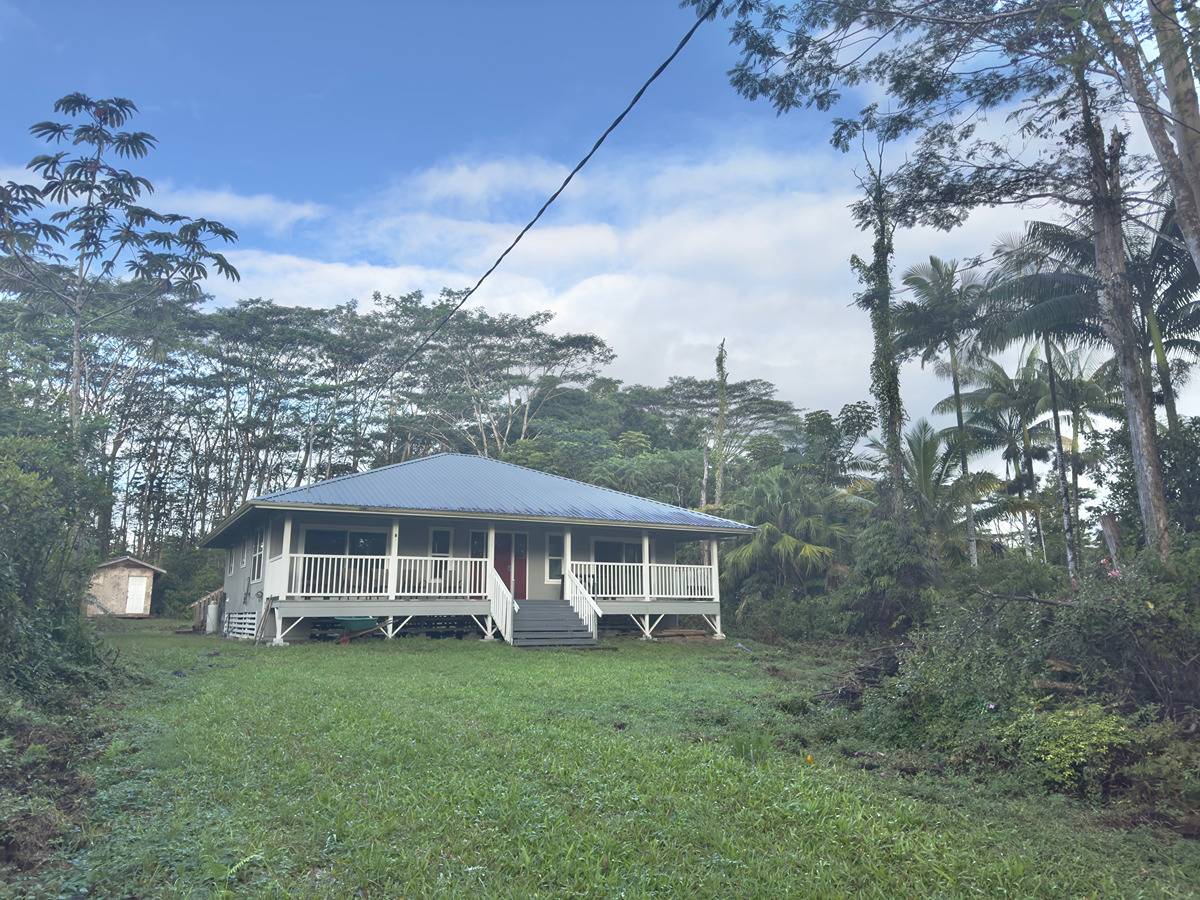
[{"x1": 22, "y1": 623, "x2": 1200, "y2": 897}]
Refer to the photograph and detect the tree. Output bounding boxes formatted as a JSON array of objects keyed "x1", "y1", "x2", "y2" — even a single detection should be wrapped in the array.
[
  {"x1": 894, "y1": 419, "x2": 998, "y2": 566},
  {"x1": 697, "y1": 0, "x2": 1175, "y2": 556},
  {"x1": 0, "y1": 94, "x2": 238, "y2": 443},
  {"x1": 896, "y1": 256, "x2": 988, "y2": 567},
  {"x1": 1082, "y1": 1, "x2": 1200, "y2": 278},
  {"x1": 851, "y1": 147, "x2": 906, "y2": 518},
  {"x1": 951, "y1": 353, "x2": 1051, "y2": 560}
]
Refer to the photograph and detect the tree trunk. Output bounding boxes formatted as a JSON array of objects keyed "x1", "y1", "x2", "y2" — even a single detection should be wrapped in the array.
[
  {"x1": 1095, "y1": 3, "x2": 1200, "y2": 277},
  {"x1": 1021, "y1": 429, "x2": 1048, "y2": 563},
  {"x1": 1075, "y1": 61, "x2": 1172, "y2": 558},
  {"x1": 712, "y1": 339, "x2": 728, "y2": 508},
  {"x1": 858, "y1": 173, "x2": 906, "y2": 519},
  {"x1": 1146, "y1": 307, "x2": 1181, "y2": 433},
  {"x1": 948, "y1": 344, "x2": 978, "y2": 568},
  {"x1": 1043, "y1": 333, "x2": 1077, "y2": 580}
]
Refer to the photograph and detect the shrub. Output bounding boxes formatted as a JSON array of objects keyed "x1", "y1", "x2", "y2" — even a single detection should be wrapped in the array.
[
  {"x1": 837, "y1": 518, "x2": 933, "y2": 634},
  {"x1": 1002, "y1": 703, "x2": 1134, "y2": 795}
]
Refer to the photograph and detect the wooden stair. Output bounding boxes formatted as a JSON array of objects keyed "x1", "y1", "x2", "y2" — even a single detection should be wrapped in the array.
[{"x1": 511, "y1": 600, "x2": 596, "y2": 648}]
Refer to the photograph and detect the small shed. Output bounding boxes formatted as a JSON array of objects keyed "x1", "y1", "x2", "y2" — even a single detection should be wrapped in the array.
[{"x1": 86, "y1": 556, "x2": 166, "y2": 618}]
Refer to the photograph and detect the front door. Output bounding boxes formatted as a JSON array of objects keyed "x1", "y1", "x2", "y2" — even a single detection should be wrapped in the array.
[
  {"x1": 492, "y1": 532, "x2": 527, "y2": 600},
  {"x1": 125, "y1": 575, "x2": 147, "y2": 614}
]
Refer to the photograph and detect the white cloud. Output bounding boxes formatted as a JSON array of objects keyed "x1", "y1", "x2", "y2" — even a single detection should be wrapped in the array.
[
  {"x1": 204, "y1": 147, "x2": 1050, "y2": 425},
  {"x1": 407, "y1": 157, "x2": 569, "y2": 210},
  {"x1": 153, "y1": 184, "x2": 325, "y2": 234}
]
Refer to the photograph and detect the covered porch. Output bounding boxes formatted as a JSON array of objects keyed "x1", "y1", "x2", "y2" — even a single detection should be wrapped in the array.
[{"x1": 259, "y1": 512, "x2": 725, "y2": 645}]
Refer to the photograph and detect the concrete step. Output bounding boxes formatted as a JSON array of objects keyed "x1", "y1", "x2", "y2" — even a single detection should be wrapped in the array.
[{"x1": 513, "y1": 636, "x2": 597, "y2": 647}]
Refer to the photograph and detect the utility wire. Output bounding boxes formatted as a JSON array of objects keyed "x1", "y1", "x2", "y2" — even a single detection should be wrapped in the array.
[{"x1": 393, "y1": 1, "x2": 721, "y2": 371}]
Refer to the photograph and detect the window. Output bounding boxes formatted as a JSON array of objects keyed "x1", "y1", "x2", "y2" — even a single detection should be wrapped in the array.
[
  {"x1": 226, "y1": 549, "x2": 234, "y2": 575},
  {"x1": 241, "y1": 537, "x2": 248, "y2": 568},
  {"x1": 304, "y1": 529, "x2": 387, "y2": 556},
  {"x1": 594, "y1": 540, "x2": 643, "y2": 564},
  {"x1": 251, "y1": 528, "x2": 265, "y2": 582},
  {"x1": 430, "y1": 528, "x2": 452, "y2": 557},
  {"x1": 470, "y1": 531, "x2": 487, "y2": 559},
  {"x1": 349, "y1": 532, "x2": 386, "y2": 556},
  {"x1": 546, "y1": 534, "x2": 564, "y2": 582}
]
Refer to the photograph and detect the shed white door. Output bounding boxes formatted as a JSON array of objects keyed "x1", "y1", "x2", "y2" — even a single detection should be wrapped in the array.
[{"x1": 126, "y1": 575, "x2": 147, "y2": 614}]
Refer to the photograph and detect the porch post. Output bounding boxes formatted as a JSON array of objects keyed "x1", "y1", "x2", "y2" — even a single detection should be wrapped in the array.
[
  {"x1": 281, "y1": 513, "x2": 293, "y2": 598},
  {"x1": 486, "y1": 524, "x2": 496, "y2": 633},
  {"x1": 390, "y1": 517, "x2": 401, "y2": 599},
  {"x1": 710, "y1": 536, "x2": 724, "y2": 639},
  {"x1": 641, "y1": 530, "x2": 651, "y2": 601},
  {"x1": 563, "y1": 527, "x2": 572, "y2": 586}
]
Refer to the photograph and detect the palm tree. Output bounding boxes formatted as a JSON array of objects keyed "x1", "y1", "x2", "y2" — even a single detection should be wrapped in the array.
[
  {"x1": 896, "y1": 256, "x2": 988, "y2": 568},
  {"x1": 991, "y1": 213, "x2": 1200, "y2": 557},
  {"x1": 1048, "y1": 344, "x2": 1112, "y2": 558},
  {"x1": 950, "y1": 352, "x2": 1050, "y2": 562},
  {"x1": 723, "y1": 466, "x2": 853, "y2": 608},
  {"x1": 893, "y1": 419, "x2": 999, "y2": 565},
  {"x1": 987, "y1": 231, "x2": 1107, "y2": 579}
]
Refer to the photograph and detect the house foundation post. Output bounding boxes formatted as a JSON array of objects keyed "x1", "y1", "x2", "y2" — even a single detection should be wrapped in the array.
[
  {"x1": 271, "y1": 607, "x2": 287, "y2": 646},
  {"x1": 641, "y1": 530, "x2": 651, "y2": 601},
  {"x1": 710, "y1": 537, "x2": 725, "y2": 639}
]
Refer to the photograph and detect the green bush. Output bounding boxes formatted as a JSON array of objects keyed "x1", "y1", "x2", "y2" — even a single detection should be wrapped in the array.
[{"x1": 1001, "y1": 703, "x2": 1134, "y2": 794}]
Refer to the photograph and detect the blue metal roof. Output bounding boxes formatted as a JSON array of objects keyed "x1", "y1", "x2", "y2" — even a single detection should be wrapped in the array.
[{"x1": 250, "y1": 453, "x2": 753, "y2": 532}]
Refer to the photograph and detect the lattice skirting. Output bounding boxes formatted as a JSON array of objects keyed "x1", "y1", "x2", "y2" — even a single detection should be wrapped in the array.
[{"x1": 224, "y1": 611, "x2": 258, "y2": 639}]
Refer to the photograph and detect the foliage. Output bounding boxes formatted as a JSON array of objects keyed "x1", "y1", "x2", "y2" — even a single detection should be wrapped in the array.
[
  {"x1": 1096, "y1": 417, "x2": 1200, "y2": 536},
  {"x1": 1002, "y1": 703, "x2": 1134, "y2": 794},
  {"x1": 0, "y1": 432, "x2": 109, "y2": 699},
  {"x1": 835, "y1": 518, "x2": 933, "y2": 635}
]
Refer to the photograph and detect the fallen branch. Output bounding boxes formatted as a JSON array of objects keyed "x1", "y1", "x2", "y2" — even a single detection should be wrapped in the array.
[{"x1": 975, "y1": 588, "x2": 1078, "y2": 609}]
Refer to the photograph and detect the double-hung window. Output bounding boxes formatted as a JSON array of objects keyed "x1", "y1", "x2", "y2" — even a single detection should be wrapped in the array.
[
  {"x1": 546, "y1": 534, "x2": 564, "y2": 582},
  {"x1": 251, "y1": 528, "x2": 265, "y2": 582}
]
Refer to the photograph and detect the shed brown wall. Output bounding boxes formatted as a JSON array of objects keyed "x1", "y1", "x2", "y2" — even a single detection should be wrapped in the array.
[{"x1": 86, "y1": 564, "x2": 156, "y2": 617}]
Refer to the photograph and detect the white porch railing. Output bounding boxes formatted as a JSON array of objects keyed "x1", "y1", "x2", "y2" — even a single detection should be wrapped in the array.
[
  {"x1": 570, "y1": 561, "x2": 644, "y2": 598},
  {"x1": 488, "y1": 568, "x2": 519, "y2": 644},
  {"x1": 569, "y1": 561, "x2": 716, "y2": 599},
  {"x1": 565, "y1": 570, "x2": 601, "y2": 638},
  {"x1": 286, "y1": 554, "x2": 488, "y2": 598},
  {"x1": 394, "y1": 556, "x2": 488, "y2": 597},
  {"x1": 650, "y1": 563, "x2": 714, "y2": 598}
]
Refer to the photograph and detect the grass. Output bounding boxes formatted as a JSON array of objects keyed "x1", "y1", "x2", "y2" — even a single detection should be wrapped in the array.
[{"x1": 10, "y1": 622, "x2": 1200, "y2": 897}]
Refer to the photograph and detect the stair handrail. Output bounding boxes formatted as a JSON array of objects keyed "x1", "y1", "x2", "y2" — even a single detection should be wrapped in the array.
[
  {"x1": 565, "y1": 569, "x2": 601, "y2": 638},
  {"x1": 487, "y1": 567, "x2": 518, "y2": 644}
]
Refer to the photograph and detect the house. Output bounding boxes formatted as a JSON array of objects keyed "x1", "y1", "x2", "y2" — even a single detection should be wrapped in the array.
[
  {"x1": 86, "y1": 556, "x2": 165, "y2": 618},
  {"x1": 200, "y1": 453, "x2": 754, "y2": 646}
]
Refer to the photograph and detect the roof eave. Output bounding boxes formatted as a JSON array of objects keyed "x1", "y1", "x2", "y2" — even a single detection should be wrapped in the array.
[{"x1": 214, "y1": 499, "x2": 754, "y2": 535}]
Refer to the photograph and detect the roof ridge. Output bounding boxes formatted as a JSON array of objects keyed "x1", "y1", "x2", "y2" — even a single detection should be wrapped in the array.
[
  {"x1": 443, "y1": 452, "x2": 742, "y2": 527},
  {"x1": 256, "y1": 452, "x2": 451, "y2": 502}
]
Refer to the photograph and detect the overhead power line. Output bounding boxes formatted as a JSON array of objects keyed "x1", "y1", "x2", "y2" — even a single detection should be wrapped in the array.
[{"x1": 393, "y1": 1, "x2": 722, "y2": 371}]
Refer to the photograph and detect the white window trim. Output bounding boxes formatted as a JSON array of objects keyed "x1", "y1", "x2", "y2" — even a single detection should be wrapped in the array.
[
  {"x1": 429, "y1": 527, "x2": 454, "y2": 558},
  {"x1": 241, "y1": 538, "x2": 248, "y2": 568},
  {"x1": 469, "y1": 530, "x2": 488, "y2": 560},
  {"x1": 250, "y1": 528, "x2": 265, "y2": 583},
  {"x1": 545, "y1": 532, "x2": 565, "y2": 584},
  {"x1": 226, "y1": 549, "x2": 234, "y2": 575}
]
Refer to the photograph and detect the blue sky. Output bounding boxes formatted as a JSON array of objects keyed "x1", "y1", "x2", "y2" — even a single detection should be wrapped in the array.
[{"x1": 5, "y1": 0, "x2": 1186, "y2": 426}]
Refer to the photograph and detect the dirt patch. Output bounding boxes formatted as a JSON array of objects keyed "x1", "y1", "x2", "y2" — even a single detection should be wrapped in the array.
[
  {"x1": 0, "y1": 708, "x2": 109, "y2": 872},
  {"x1": 1101, "y1": 807, "x2": 1200, "y2": 839}
]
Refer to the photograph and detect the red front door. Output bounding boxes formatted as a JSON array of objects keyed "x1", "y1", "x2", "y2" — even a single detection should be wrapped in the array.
[{"x1": 492, "y1": 532, "x2": 527, "y2": 600}]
